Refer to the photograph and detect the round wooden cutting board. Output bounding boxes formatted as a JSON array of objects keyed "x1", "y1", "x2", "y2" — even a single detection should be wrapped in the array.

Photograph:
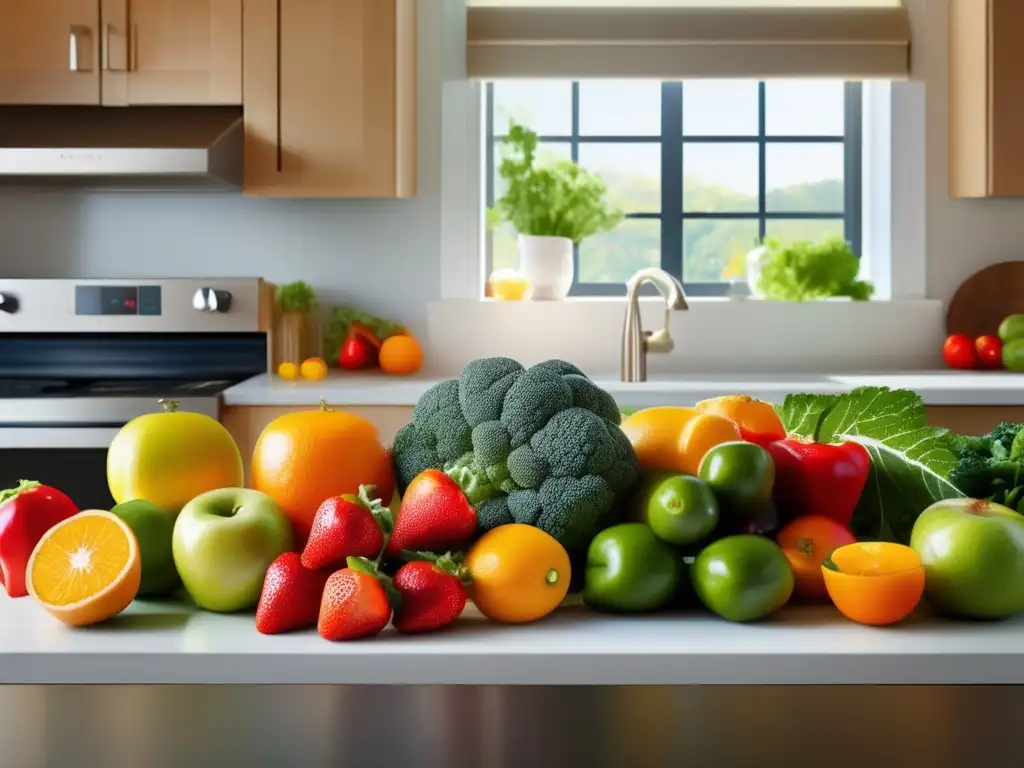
[{"x1": 946, "y1": 261, "x2": 1024, "y2": 338}]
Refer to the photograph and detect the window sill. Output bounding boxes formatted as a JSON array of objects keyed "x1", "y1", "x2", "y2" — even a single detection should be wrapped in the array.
[{"x1": 427, "y1": 297, "x2": 945, "y2": 375}]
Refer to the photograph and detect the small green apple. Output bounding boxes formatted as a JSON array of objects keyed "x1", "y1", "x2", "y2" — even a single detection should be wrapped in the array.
[
  {"x1": 910, "y1": 497, "x2": 1024, "y2": 619},
  {"x1": 172, "y1": 488, "x2": 294, "y2": 613},
  {"x1": 111, "y1": 499, "x2": 180, "y2": 597}
]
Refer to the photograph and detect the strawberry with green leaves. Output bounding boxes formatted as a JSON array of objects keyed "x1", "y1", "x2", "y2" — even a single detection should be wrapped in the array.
[
  {"x1": 318, "y1": 557, "x2": 397, "y2": 641},
  {"x1": 301, "y1": 485, "x2": 393, "y2": 571},
  {"x1": 392, "y1": 552, "x2": 470, "y2": 634}
]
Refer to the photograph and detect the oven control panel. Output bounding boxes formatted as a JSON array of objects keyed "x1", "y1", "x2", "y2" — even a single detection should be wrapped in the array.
[{"x1": 75, "y1": 285, "x2": 162, "y2": 316}]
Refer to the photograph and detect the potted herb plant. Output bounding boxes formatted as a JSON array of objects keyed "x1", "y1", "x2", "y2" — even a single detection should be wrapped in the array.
[
  {"x1": 489, "y1": 122, "x2": 622, "y2": 300},
  {"x1": 275, "y1": 281, "x2": 318, "y2": 365}
]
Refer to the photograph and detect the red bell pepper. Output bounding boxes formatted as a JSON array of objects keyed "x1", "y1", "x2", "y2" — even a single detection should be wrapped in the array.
[
  {"x1": 0, "y1": 480, "x2": 79, "y2": 598},
  {"x1": 338, "y1": 323, "x2": 382, "y2": 370},
  {"x1": 767, "y1": 438, "x2": 870, "y2": 528}
]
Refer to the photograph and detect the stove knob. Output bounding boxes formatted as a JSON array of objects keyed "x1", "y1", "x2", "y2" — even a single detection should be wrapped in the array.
[
  {"x1": 192, "y1": 288, "x2": 232, "y2": 313},
  {"x1": 0, "y1": 292, "x2": 18, "y2": 314}
]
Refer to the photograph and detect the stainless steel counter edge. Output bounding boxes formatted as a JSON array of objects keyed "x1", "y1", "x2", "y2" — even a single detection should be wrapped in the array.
[{"x1": 220, "y1": 370, "x2": 1024, "y2": 407}]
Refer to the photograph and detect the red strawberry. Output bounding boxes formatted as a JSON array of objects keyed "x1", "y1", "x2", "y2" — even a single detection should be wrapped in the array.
[
  {"x1": 301, "y1": 485, "x2": 392, "y2": 570},
  {"x1": 392, "y1": 554, "x2": 469, "y2": 634},
  {"x1": 385, "y1": 469, "x2": 477, "y2": 557},
  {"x1": 317, "y1": 558, "x2": 393, "y2": 641},
  {"x1": 255, "y1": 552, "x2": 332, "y2": 635}
]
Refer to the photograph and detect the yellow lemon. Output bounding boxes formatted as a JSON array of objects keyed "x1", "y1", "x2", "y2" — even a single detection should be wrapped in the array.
[
  {"x1": 278, "y1": 361, "x2": 300, "y2": 380},
  {"x1": 106, "y1": 399, "x2": 244, "y2": 515},
  {"x1": 27, "y1": 510, "x2": 142, "y2": 627},
  {"x1": 300, "y1": 357, "x2": 329, "y2": 381}
]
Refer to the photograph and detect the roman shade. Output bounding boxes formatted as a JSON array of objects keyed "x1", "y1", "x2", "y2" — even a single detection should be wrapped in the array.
[{"x1": 466, "y1": 1, "x2": 911, "y2": 80}]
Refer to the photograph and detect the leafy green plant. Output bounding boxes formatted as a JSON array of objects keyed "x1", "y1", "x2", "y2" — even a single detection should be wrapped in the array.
[
  {"x1": 756, "y1": 235, "x2": 874, "y2": 302},
  {"x1": 489, "y1": 122, "x2": 623, "y2": 245},
  {"x1": 276, "y1": 281, "x2": 318, "y2": 313}
]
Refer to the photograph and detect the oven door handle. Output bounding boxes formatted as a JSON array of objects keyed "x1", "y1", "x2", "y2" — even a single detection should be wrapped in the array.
[{"x1": 0, "y1": 427, "x2": 123, "y2": 450}]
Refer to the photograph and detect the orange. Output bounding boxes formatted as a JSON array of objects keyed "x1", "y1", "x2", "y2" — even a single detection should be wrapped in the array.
[
  {"x1": 277, "y1": 361, "x2": 300, "y2": 381},
  {"x1": 822, "y1": 542, "x2": 925, "y2": 626},
  {"x1": 776, "y1": 515, "x2": 857, "y2": 599},
  {"x1": 300, "y1": 357, "x2": 329, "y2": 381},
  {"x1": 465, "y1": 524, "x2": 570, "y2": 623},
  {"x1": 252, "y1": 398, "x2": 395, "y2": 547},
  {"x1": 27, "y1": 510, "x2": 141, "y2": 627},
  {"x1": 696, "y1": 395, "x2": 786, "y2": 446},
  {"x1": 619, "y1": 406, "x2": 697, "y2": 473},
  {"x1": 379, "y1": 334, "x2": 424, "y2": 376},
  {"x1": 677, "y1": 413, "x2": 743, "y2": 475},
  {"x1": 107, "y1": 399, "x2": 244, "y2": 515}
]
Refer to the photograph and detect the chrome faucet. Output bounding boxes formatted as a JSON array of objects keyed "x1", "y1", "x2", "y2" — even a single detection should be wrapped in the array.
[{"x1": 621, "y1": 268, "x2": 689, "y2": 382}]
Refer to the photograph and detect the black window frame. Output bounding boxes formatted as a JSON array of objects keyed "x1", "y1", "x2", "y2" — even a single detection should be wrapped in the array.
[{"x1": 485, "y1": 81, "x2": 863, "y2": 297}]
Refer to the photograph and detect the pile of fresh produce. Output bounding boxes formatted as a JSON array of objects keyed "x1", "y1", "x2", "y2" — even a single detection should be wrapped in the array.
[{"x1": 3, "y1": 357, "x2": 1024, "y2": 638}]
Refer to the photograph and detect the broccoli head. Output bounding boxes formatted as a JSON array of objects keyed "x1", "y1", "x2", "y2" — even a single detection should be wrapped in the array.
[{"x1": 391, "y1": 357, "x2": 638, "y2": 557}]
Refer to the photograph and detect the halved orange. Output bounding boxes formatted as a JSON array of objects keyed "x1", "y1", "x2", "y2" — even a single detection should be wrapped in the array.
[
  {"x1": 27, "y1": 510, "x2": 142, "y2": 627},
  {"x1": 822, "y1": 542, "x2": 924, "y2": 626}
]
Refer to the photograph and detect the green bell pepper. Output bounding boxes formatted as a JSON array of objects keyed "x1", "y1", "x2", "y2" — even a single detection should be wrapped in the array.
[{"x1": 583, "y1": 523, "x2": 682, "y2": 613}]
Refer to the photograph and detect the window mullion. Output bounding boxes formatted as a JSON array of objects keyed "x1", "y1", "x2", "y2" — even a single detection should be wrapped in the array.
[
  {"x1": 844, "y1": 82, "x2": 863, "y2": 257},
  {"x1": 571, "y1": 81, "x2": 581, "y2": 287},
  {"x1": 758, "y1": 81, "x2": 767, "y2": 245},
  {"x1": 661, "y1": 82, "x2": 683, "y2": 282}
]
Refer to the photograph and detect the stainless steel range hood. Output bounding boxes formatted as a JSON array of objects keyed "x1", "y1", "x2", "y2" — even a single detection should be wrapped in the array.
[{"x1": 0, "y1": 106, "x2": 243, "y2": 189}]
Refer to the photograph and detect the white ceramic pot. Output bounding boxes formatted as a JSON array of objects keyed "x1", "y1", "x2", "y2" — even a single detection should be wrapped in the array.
[
  {"x1": 517, "y1": 234, "x2": 574, "y2": 301},
  {"x1": 745, "y1": 245, "x2": 769, "y2": 298}
]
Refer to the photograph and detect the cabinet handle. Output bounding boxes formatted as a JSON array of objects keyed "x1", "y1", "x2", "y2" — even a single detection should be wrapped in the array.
[
  {"x1": 69, "y1": 25, "x2": 93, "y2": 72},
  {"x1": 276, "y1": 0, "x2": 283, "y2": 172},
  {"x1": 102, "y1": 23, "x2": 126, "y2": 71},
  {"x1": 129, "y1": 23, "x2": 138, "y2": 71}
]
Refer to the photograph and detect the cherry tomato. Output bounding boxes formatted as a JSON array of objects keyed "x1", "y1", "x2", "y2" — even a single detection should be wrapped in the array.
[
  {"x1": 943, "y1": 333, "x2": 978, "y2": 370},
  {"x1": 776, "y1": 515, "x2": 857, "y2": 599},
  {"x1": 975, "y1": 335, "x2": 1003, "y2": 369}
]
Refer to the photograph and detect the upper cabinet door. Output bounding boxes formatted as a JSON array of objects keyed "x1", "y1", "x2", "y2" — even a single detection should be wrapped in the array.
[
  {"x1": 243, "y1": 0, "x2": 417, "y2": 198},
  {"x1": 100, "y1": 0, "x2": 242, "y2": 106},
  {"x1": 950, "y1": 0, "x2": 1024, "y2": 198},
  {"x1": 0, "y1": 1, "x2": 101, "y2": 105}
]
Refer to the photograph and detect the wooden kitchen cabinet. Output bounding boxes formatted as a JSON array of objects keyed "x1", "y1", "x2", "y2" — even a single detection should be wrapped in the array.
[
  {"x1": 0, "y1": 0, "x2": 102, "y2": 104},
  {"x1": 0, "y1": 0, "x2": 240, "y2": 107},
  {"x1": 100, "y1": 0, "x2": 242, "y2": 106},
  {"x1": 949, "y1": 0, "x2": 1024, "y2": 198},
  {"x1": 243, "y1": 0, "x2": 417, "y2": 198}
]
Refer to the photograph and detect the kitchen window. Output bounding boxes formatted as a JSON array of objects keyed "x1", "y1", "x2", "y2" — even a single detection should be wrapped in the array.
[{"x1": 484, "y1": 80, "x2": 863, "y2": 297}]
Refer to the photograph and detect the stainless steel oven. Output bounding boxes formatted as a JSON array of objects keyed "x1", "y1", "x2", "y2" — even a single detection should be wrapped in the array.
[{"x1": 0, "y1": 278, "x2": 268, "y2": 510}]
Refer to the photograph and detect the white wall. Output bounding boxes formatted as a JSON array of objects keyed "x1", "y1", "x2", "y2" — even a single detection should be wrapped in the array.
[
  {"x1": 0, "y1": 0, "x2": 1018, "y2": 344},
  {"x1": 920, "y1": 0, "x2": 1024, "y2": 302}
]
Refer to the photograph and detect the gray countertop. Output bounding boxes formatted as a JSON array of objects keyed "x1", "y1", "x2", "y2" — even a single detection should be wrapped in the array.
[
  {"x1": 3, "y1": 594, "x2": 1022, "y2": 685},
  {"x1": 221, "y1": 370, "x2": 1024, "y2": 408}
]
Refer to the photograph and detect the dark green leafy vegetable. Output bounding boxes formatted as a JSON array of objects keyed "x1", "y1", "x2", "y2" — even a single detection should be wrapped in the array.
[
  {"x1": 488, "y1": 122, "x2": 623, "y2": 245},
  {"x1": 948, "y1": 422, "x2": 1024, "y2": 512},
  {"x1": 756, "y1": 235, "x2": 874, "y2": 302},
  {"x1": 275, "y1": 281, "x2": 318, "y2": 313}
]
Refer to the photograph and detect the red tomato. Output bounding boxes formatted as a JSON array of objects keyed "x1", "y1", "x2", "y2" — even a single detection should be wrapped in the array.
[
  {"x1": 777, "y1": 515, "x2": 857, "y2": 599},
  {"x1": 943, "y1": 334, "x2": 978, "y2": 370},
  {"x1": 975, "y1": 335, "x2": 1003, "y2": 369}
]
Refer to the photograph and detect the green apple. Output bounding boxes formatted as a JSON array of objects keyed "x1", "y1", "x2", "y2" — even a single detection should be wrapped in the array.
[
  {"x1": 910, "y1": 498, "x2": 1024, "y2": 619},
  {"x1": 111, "y1": 499, "x2": 181, "y2": 597},
  {"x1": 172, "y1": 488, "x2": 294, "y2": 613}
]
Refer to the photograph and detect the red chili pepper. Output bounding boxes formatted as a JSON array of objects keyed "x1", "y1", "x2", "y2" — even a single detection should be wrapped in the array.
[
  {"x1": 766, "y1": 439, "x2": 871, "y2": 528},
  {"x1": 338, "y1": 323, "x2": 382, "y2": 370},
  {"x1": 0, "y1": 480, "x2": 79, "y2": 598}
]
